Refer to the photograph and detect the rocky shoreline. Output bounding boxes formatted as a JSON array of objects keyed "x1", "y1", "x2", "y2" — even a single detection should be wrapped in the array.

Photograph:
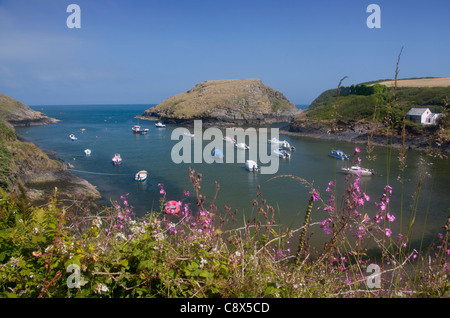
[{"x1": 282, "y1": 120, "x2": 449, "y2": 153}]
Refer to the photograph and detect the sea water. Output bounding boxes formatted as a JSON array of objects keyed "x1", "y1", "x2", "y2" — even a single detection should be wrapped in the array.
[{"x1": 16, "y1": 104, "x2": 450, "y2": 249}]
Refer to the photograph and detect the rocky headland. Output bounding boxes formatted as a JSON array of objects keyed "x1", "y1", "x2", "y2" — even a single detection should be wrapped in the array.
[{"x1": 137, "y1": 79, "x2": 299, "y2": 126}]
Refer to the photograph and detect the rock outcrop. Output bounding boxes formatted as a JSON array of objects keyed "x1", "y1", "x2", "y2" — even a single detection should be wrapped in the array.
[{"x1": 138, "y1": 79, "x2": 299, "y2": 125}]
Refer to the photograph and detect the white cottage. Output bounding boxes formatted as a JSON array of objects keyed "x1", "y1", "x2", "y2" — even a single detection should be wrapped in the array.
[{"x1": 406, "y1": 108, "x2": 440, "y2": 125}]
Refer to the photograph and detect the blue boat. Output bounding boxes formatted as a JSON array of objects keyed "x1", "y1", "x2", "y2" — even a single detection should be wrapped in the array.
[
  {"x1": 330, "y1": 149, "x2": 349, "y2": 160},
  {"x1": 212, "y1": 149, "x2": 224, "y2": 158}
]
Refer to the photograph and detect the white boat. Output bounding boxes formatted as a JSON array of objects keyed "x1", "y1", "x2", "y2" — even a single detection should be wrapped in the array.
[
  {"x1": 245, "y1": 160, "x2": 259, "y2": 172},
  {"x1": 69, "y1": 134, "x2": 77, "y2": 141},
  {"x1": 281, "y1": 141, "x2": 296, "y2": 151},
  {"x1": 235, "y1": 142, "x2": 250, "y2": 150},
  {"x1": 273, "y1": 148, "x2": 291, "y2": 159},
  {"x1": 112, "y1": 153, "x2": 122, "y2": 165},
  {"x1": 84, "y1": 149, "x2": 91, "y2": 156},
  {"x1": 132, "y1": 125, "x2": 149, "y2": 134},
  {"x1": 223, "y1": 136, "x2": 236, "y2": 143},
  {"x1": 268, "y1": 137, "x2": 284, "y2": 144},
  {"x1": 155, "y1": 122, "x2": 166, "y2": 128},
  {"x1": 135, "y1": 170, "x2": 148, "y2": 182},
  {"x1": 341, "y1": 166, "x2": 375, "y2": 176}
]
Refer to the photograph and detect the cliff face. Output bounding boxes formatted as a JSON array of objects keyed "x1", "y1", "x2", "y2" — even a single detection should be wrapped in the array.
[
  {"x1": 0, "y1": 93, "x2": 59, "y2": 126},
  {"x1": 139, "y1": 79, "x2": 299, "y2": 125}
]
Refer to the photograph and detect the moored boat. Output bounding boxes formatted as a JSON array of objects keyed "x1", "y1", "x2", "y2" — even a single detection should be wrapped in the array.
[
  {"x1": 245, "y1": 160, "x2": 259, "y2": 172},
  {"x1": 341, "y1": 166, "x2": 375, "y2": 176},
  {"x1": 235, "y1": 142, "x2": 250, "y2": 150},
  {"x1": 212, "y1": 148, "x2": 224, "y2": 158},
  {"x1": 268, "y1": 137, "x2": 284, "y2": 144},
  {"x1": 224, "y1": 136, "x2": 236, "y2": 144},
  {"x1": 112, "y1": 153, "x2": 122, "y2": 165},
  {"x1": 135, "y1": 170, "x2": 148, "y2": 181},
  {"x1": 69, "y1": 134, "x2": 77, "y2": 141},
  {"x1": 330, "y1": 149, "x2": 349, "y2": 160},
  {"x1": 132, "y1": 125, "x2": 149, "y2": 134},
  {"x1": 84, "y1": 149, "x2": 91, "y2": 156},
  {"x1": 273, "y1": 148, "x2": 291, "y2": 159},
  {"x1": 281, "y1": 141, "x2": 296, "y2": 151},
  {"x1": 155, "y1": 122, "x2": 166, "y2": 128}
]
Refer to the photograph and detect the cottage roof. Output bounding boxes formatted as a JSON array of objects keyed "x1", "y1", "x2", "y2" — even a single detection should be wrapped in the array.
[{"x1": 406, "y1": 108, "x2": 430, "y2": 116}]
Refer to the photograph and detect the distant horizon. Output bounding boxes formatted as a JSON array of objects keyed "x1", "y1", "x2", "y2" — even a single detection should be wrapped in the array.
[{"x1": 1, "y1": 0, "x2": 449, "y2": 105}]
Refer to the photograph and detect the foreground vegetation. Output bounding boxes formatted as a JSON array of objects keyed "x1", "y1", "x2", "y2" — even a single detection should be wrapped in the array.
[{"x1": 1, "y1": 158, "x2": 448, "y2": 298}]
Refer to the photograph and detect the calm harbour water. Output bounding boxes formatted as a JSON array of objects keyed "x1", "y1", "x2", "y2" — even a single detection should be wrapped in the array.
[{"x1": 16, "y1": 104, "x2": 450, "y2": 249}]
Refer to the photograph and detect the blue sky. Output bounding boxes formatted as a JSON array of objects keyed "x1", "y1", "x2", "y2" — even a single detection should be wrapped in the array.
[{"x1": 0, "y1": 0, "x2": 449, "y2": 105}]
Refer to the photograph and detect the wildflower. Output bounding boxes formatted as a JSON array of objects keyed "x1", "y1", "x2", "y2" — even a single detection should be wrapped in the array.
[
  {"x1": 356, "y1": 225, "x2": 366, "y2": 238},
  {"x1": 386, "y1": 212, "x2": 396, "y2": 222},
  {"x1": 385, "y1": 228, "x2": 392, "y2": 237},
  {"x1": 94, "y1": 283, "x2": 109, "y2": 294},
  {"x1": 320, "y1": 218, "x2": 332, "y2": 235},
  {"x1": 123, "y1": 200, "x2": 128, "y2": 206},
  {"x1": 355, "y1": 147, "x2": 360, "y2": 153},
  {"x1": 311, "y1": 189, "x2": 319, "y2": 202},
  {"x1": 160, "y1": 188, "x2": 165, "y2": 194}
]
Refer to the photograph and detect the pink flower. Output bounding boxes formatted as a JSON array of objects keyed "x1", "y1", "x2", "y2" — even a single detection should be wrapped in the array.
[
  {"x1": 386, "y1": 213, "x2": 396, "y2": 222},
  {"x1": 385, "y1": 228, "x2": 392, "y2": 237},
  {"x1": 160, "y1": 189, "x2": 165, "y2": 194},
  {"x1": 355, "y1": 147, "x2": 360, "y2": 153},
  {"x1": 311, "y1": 189, "x2": 319, "y2": 202}
]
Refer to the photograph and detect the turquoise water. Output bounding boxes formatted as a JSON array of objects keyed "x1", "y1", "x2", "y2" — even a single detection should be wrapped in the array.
[{"x1": 16, "y1": 104, "x2": 450, "y2": 249}]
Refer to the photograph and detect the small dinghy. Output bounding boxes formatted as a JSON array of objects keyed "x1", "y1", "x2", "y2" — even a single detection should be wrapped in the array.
[
  {"x1": 84, "y1": 149, "x2": 91, "y2": 156},
  {"x1": 112, "y1": 153, "x2": 122, "y2": 165},
  {"x1": 223, "y1": 136, "x2": 236, "y2": 144},
  {"x1": 69, "y1": 134, "x2": 78, "y2": 141},
  {"x1": 155, "y1": 122, "x2": 166, "y2": 128},
  {"x1": 281, "y1": 141, "x2": 296, "y2": 151},
  {"x1": 135, "y1": 170, "x2": 148, "y2": 182},
  {"x1": 165, "y1": 200, "x2": 181, "y2": 215},
  {"x1": 330, "y1": 149, "x2": 349, "y2": 160},
  {"x1": 245, "y1": 160, "x2": 259, "y2": 172},
  {"x1": 183, "y1": 132, "x2": 195, "y2": 138},
  {"x1": 212, "y1": 148, "x2": 224, "y2": 159},
  {"x1": 235, "y1": 142, "x2": 250, "y2": 150}
]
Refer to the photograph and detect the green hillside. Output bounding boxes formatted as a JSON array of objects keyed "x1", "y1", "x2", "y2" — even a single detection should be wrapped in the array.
[{"x1": 303, "y1": 82, "x2": 450, "y2": 124}]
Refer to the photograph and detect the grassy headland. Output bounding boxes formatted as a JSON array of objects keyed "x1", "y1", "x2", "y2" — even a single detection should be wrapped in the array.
[{"x1": 286, "y1": 77, "x2": 450, "y2": 152}]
